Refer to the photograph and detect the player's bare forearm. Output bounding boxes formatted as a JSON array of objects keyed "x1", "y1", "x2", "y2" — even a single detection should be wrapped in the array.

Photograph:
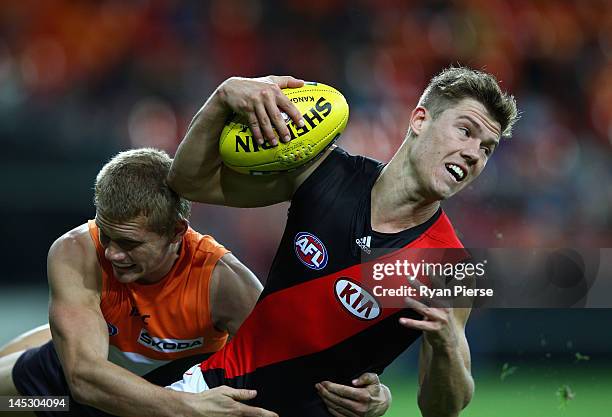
[
  {"x1": 417, "y1": 342, "x2": 474, "y2": 417},
  {"x1": 50, "y1": 306, "x2": 192, "y2": 416},
  {"x1": 400, "y1": 299, "x2": 473, "y2": 417},
  {"x1": 66, "y1": 358, "x2": 194, "y2": 417},
  {"x1": 52, "y1": 310, "x2": 277, "y2": 417},
  {"x1": 51, "y1": 308, "x2": 230, "y2": 417},
  {"x1": 168, "y1": 88, "x2": 231, "y2": 201}
]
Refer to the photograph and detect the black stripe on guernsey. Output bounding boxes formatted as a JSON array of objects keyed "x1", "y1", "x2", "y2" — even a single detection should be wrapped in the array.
[{"x1": 202, "y1": 308, "x2": 423, "y2": 416}]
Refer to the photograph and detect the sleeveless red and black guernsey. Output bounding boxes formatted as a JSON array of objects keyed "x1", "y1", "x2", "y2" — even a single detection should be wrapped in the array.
[{"x1": 199, "y1": 147, "x2": 464, "y2": 416}]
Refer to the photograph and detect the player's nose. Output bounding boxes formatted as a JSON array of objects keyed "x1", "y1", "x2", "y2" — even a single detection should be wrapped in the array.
[
  {"x1": 460, "y1": 144, "x2": 481, "y2": 166},
  {"x1": 105, "y1": 243, "x2": 128, "y2": 262}
]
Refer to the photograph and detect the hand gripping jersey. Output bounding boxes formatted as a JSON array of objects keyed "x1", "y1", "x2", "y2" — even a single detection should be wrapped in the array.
[
  {"x1": 198, "y1": 148, "x2": 464, "y2": 416},
  {"x1": 88, "y1": 221, "x2": 229, "y2": 376}
]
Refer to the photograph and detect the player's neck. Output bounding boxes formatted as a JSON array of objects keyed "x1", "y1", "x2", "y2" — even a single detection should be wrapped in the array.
[{"x1": 371, "y1": 143, "x2": 440, "y2": 233}]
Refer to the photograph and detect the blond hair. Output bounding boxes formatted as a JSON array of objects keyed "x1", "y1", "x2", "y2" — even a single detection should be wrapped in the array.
[{"x1": 94, "y1": 148, "x2": 191, "y2": 236}]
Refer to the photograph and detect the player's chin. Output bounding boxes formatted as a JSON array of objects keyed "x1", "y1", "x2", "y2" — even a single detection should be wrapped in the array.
[
  {"x1": 112, "y1": 268, "x2": 142, "y2": 284},
  {"x1": 431, "y1": 183, "x2": 465, "y2": 201},
  {"x1": 440, "y1": 173, "x2": 473, "y2": 198},
  {"x1": 430, "y1": 181, "x2": 458, "y2": 200}
]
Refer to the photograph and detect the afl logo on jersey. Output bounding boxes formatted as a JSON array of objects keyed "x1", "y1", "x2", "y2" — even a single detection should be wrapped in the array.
[
  {"x1": 334, "y1": 278, "x2": 381, "y2": 320},
  {"x1": 107, "y1": 322, "x2": 119, "y2": 336},
  {"x1": 294, "y1": 232, "x2": 328, "y2": 270}
]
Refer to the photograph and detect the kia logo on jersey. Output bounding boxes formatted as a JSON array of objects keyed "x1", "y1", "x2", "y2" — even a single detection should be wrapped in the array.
[
  {"x1": 334, "y1": 278, "x2": 381, "y2": 320},
  {"x1": 294, "y1": 232, "x2": 329, "y2": 270}
]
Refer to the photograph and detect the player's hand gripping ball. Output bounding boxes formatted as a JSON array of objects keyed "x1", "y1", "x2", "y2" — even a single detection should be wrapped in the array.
[{"x1": 220, "y1": 82, "x2": 349, "y2": 175}]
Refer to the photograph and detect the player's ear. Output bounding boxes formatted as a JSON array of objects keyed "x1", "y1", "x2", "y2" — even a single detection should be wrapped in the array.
[
  {"x1": 409, "y1": 106, "x2": 428, "y2": 136},
  {"x1": 171, "y1": 219, "x2": 189, "y2": 243}
]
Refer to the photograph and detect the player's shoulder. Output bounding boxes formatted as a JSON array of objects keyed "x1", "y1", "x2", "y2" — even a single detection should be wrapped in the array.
[
  {"x1": 324, "y1": 146, "x2": 383, "y2": 177},
  {"x1": 49, "y1": 223, "x2": 97, "y2": 266},
  {"x1": 209, "y1": 253, "x2": 259, "y2": 302},
  {"x1": 294, "y1": 145, "x2": 383, "y2": 199},
  {"x1": 211, "y1": 252, "x2": 244, "y2": 276},
  {"x1": 185, "y1": 228, "x2": 227, "y2": 254},
  {"x1": 422, "y1": 210, "x2": 464, "y2": 248}
]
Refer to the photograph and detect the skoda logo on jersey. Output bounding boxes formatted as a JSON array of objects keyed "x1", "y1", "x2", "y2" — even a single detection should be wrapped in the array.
[
  {"x1": 334, "y1": 278, "x2": 381, "y2": 320},
  {"x1": 138, "y1": 329, "x2": 204, "y2": 353},
  {"x1": 294, "y1": 232, "x2": 328, "y2": 270},
  {"x1": 107, "y1": 322, "x2": 119, "y2": 336}
]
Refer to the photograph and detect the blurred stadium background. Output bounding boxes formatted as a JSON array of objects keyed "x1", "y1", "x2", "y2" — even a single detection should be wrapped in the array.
[{"x1": 0, "y1": 0, "x2": 610, "y2": 415}]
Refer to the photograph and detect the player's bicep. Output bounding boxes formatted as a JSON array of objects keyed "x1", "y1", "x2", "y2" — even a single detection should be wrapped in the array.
[
  {"x1": 201, "y1": 146, "x2": 335, "y2": 208},
  {"x1": 209, "y1": 253, "x2": 263, "y2": 336},
  {"x1": 217, "y1": 166, "x2": 297, "y2": 207}
]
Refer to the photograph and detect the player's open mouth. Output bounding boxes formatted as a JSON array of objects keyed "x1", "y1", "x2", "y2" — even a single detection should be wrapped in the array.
[
  {"x1": 112, "y1": 263, "x2": 136, "y2": 270},
  {"x1": 445, "y1": 163, "x2": 466, "y2": 182}
]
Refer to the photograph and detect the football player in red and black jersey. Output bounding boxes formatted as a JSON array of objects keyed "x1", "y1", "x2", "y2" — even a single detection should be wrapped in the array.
[{"x1": 169, "y1": 69, "x2": 518, "y2": 416}]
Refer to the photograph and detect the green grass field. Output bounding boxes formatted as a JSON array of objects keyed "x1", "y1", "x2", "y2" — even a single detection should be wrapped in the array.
[{"x1": 383, "y1": 361, "x2": 612, "y2": 417}]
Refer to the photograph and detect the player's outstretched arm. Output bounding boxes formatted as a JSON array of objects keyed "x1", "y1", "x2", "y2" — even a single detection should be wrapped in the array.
[
  {"x1": 400, "y1": 300, "x2": 474, "y2": 417},
  {"x1": 316, "y1": 372, "x2": 392, "y2": 416},
  {"x1": 169, "y1": 75, "x2": 323, "y2": 208},
  {"x1": 47, "y1": 228, "x2": 277, "y2": 417}
]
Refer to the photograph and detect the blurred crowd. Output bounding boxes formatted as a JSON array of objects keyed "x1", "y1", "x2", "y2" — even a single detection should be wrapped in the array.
[{"x1": 0, "y1": 0, "x2": 610, "y2": 281}]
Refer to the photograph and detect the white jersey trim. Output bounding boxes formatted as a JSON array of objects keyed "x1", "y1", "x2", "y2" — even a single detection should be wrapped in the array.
[{"x1": 107, "y1": 345, "x2": 171, "y2": 376}]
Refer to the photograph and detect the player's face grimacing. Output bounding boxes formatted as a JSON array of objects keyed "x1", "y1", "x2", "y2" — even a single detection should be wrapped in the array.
[
  {"x1": 95, "y1": 213, "x2": 181, "y2": 284},
  {"x1": 410, "y1": 98, "x2": 501, "y2": 200}
]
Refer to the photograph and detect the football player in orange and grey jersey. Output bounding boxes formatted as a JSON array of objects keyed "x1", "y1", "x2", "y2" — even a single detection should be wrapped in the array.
[{"x1": 0, "y1": 148, "x2": 390, "y2": 417}]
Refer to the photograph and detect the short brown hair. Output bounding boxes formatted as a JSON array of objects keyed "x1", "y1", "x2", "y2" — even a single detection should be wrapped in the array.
[
  {"x1": 94, "y1": 148, "x2": 191, "y2": 236},
  {"x1": 418, "y1": 66, "x2": 519, "y2": 138}
]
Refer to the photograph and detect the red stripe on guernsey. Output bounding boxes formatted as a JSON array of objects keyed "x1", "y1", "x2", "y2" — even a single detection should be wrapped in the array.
[{"x1": 200, "y1": 212, "x2": 464, "y2": 379}]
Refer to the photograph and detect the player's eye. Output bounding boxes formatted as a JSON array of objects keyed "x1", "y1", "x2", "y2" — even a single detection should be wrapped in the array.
[
  {"x1": 481, "y1": 146, "x2": 491, "y2": 156},
  {"x1": 116, "y1": 240, "x2": 141, "y2": 251},
  {"x1": 99, "y1": 232, "x2": 110, "y2": 246},
  {"x1": 459, "y1": 127, "x2": 470, "y2": 137}
]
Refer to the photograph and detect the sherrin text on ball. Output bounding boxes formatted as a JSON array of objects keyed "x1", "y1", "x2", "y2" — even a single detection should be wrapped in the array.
[{"x1": 219, "y1": 82, "x2": 349, "y2": 174}]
